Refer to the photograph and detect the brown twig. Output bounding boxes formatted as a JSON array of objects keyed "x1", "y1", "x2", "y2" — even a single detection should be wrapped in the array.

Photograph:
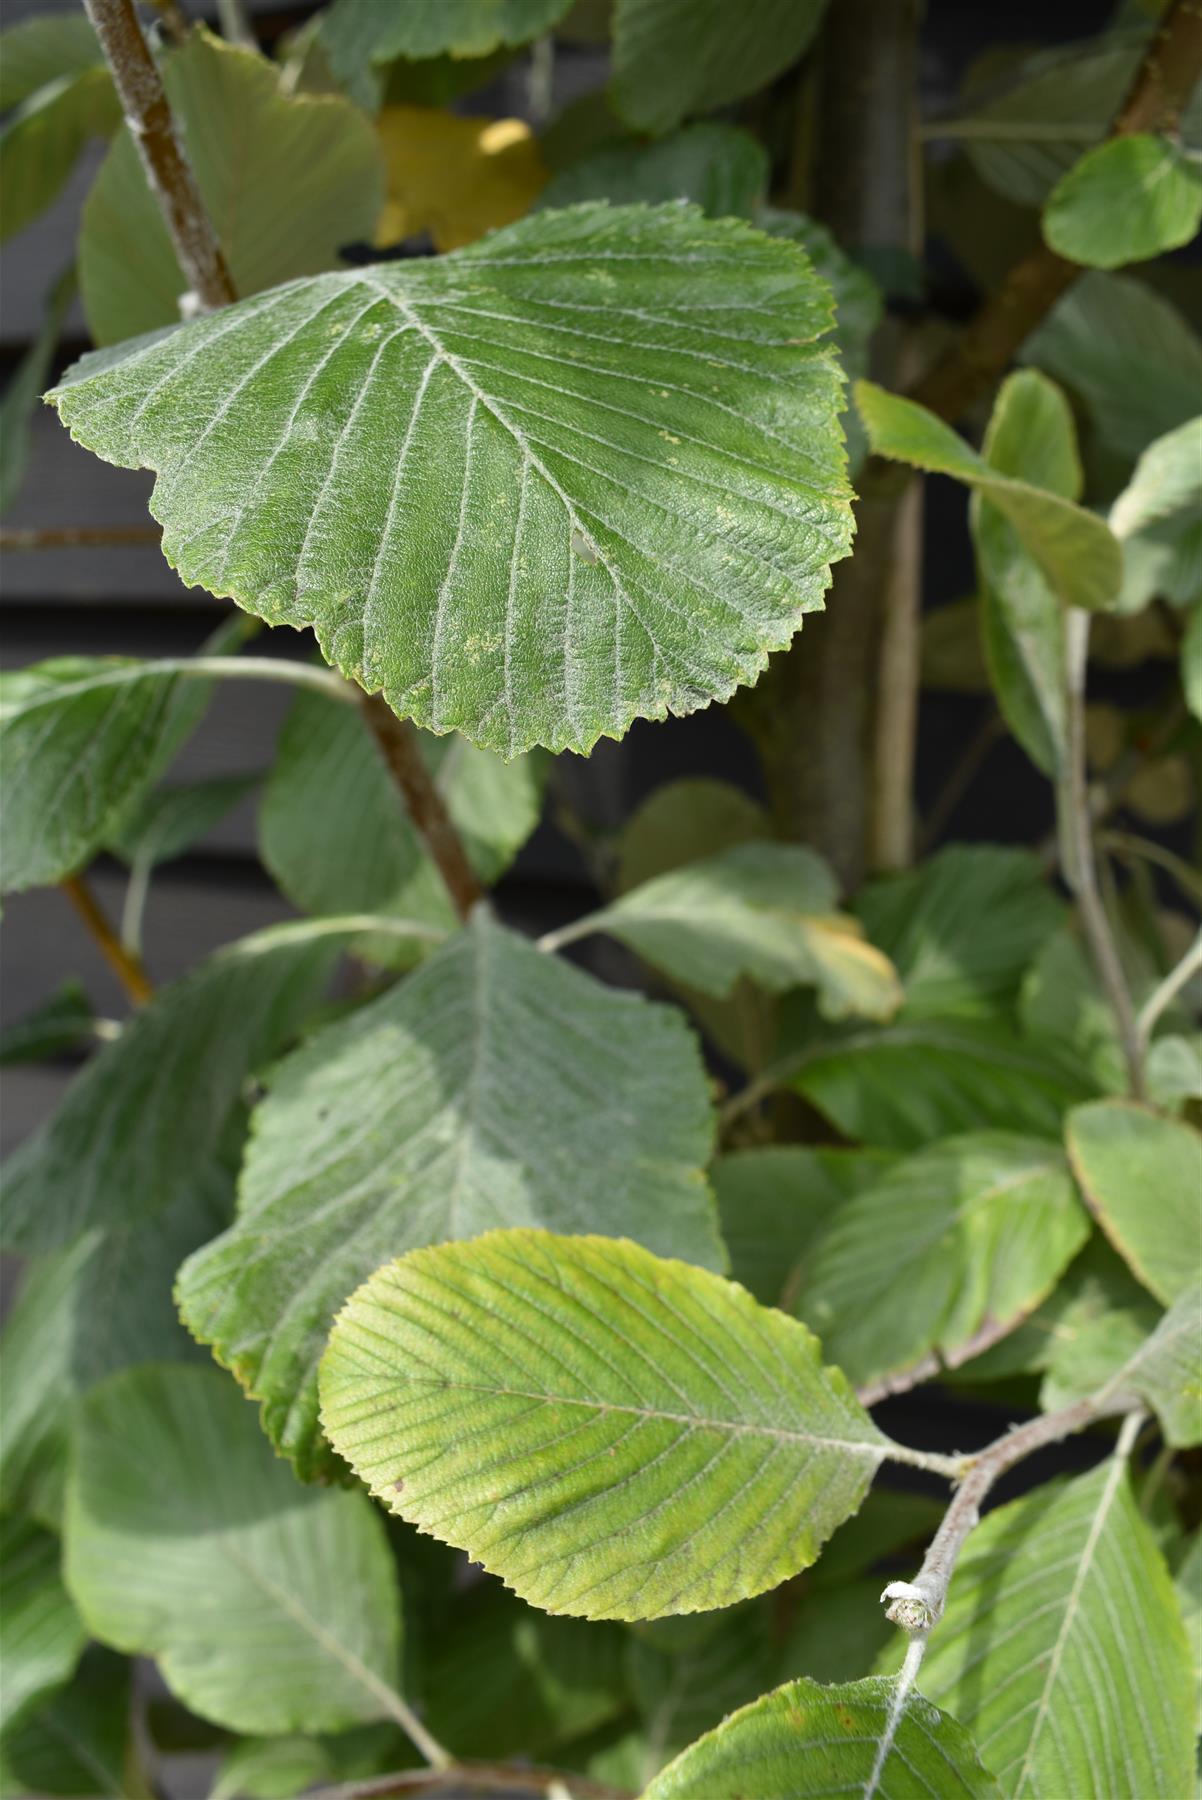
[
  {"x1": 83, "y1": 0, "x2": 235, "y2": 311},
  {"x1": 309, "y1": 1766, "x2": 634, "y2": 1800},
  {"x1": 1, "y1": 525, "x2": 164, "y2": 551},
  {"x1": 361, "y1": 696, "x2": 484, "y2": 921},
  {"x1": 62, "y1": 872, "x2": 154, "y2": 1006},
  {"x1": 910, "y1": 0, "x2": 1202, "y2": 422}
]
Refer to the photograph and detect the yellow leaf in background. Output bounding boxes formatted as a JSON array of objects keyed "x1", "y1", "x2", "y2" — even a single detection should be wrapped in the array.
[{"x1": 375, "y1": 105, "x2": 546, "y2": 251}]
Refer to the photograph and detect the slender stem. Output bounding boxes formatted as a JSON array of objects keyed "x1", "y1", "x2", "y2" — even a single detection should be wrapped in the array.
[
  {"x1": 172, "y1": 655, "x2": 359, "y2": 701},
  {"x1": 309, "y1": 1767, "x2": 633, "y2": 1800},
  {"x1": 0, "y1": 525, "x2": 163, "y2": 550},
  {"x1": 83, "y1": 0, "x2": 235, "y2": 312},
  {"x1": 882, "y1": 1441, "x2": 966, "y2": 1482},
  {"x1": 361, "y1": 696, "x2": 484, "y2": 923},
  {"x1": 120, "y1": 851, "x2": 155, "y2": 958},
  {"x1": 1137, "y1": 928, "x2": 1202, "y2": 1052},
  {"x1": 537, "y1": 914, "x2": 599, "y2": 954},
  {"x1": 215, "y1": 0, "x2": 257, "y2": 50},
  {"x1": 1058, "y1": 612, "x2": 1146, "y2": 1099},
  {"x1": 909, "y1": 0, "x2": 1202, "y2": 422},
  {"x1": 62, "y1": 873, "x2": 154, "y2": 1006},
  {"x1": 882, "y1": 1399, "x2": 1120, "y2": 1635},
  {"x1": 917, "y1": 709, "x2": 1006, "y2": 857}
]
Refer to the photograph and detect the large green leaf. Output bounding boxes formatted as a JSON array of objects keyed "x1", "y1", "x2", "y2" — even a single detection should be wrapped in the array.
[
  {"x1": 855, "y1": 380, "x2": 1122, "y2": 611},
  {"x1": 1066, "y1": 1100, "x2": 1202, "y2": 1305},
  {"x1": 1110, "y1": 415, "x2": 1202, "y2": 543},
  {"x1": 1044, "y1": 134, "x2": 1202, "y2": 270},
  {"x1": 64, "y1": 1365, "x2": 403, "y2": 1735},
  {"x1": 974, "y1": 373, "x2": 1076, "y2": 776},
  {"x1": 0, "y1": 922, "x2": 341, "y2": 1252},
  {"x1": 79, "y1": 30, "x2": 384, "y2": 346},
  {"x1": 796, "y1": 1132, "x2": 1089, "y2": 1391},
  {"x1": 0, "y1": 61, "x2": 118, "y2": 244},
  {"x1": 640, "y1": 1676, "x2": 1000, "y2": 1798},
  {"x1": 320, "y1": 1229, "x2": 893, "y2": 1620},
  {"x1": 0, "y1": 1648, "x2": 131, "y2": 1800},
  {"x1": 0, "y1": 1518, "x2": 86, "y2": 1732},
  {"x1": 1044, "y1": 1283, "x2": 1202, "y2": 1446},
  {"x1": 0, "y1": 14, "x2": 104, "y2": 109},
  {"x1": 177, "y1": 912, "x2": 723, "y2": 1480},
  {"x1": 914, "y1": 1454, "x2": 1196, "y2": 1798},
  {"x1": 0, "y1": 1158, "x2": 233, "y2": 1527},
  {"x1": 560, "y1": 843, "x2": 902, "y2": 1018},
  {"x1": 260, "y1": 688, "x2": 544, "y2": 964},
  {"x1": 320, "y1": 0, "x2": 572, "y2": 69},
  {"x1": 0, "y1": 658, "x2": 179, "y2": 892},
  {"x1": 610, "y1": 0, "x2": 831, "y2": 136},
  {"x1": 713, "y1": 1146, "x2": 895, "y2": 1308},
  {"x1": 539, "y1": 125, "x2": 768, "y2": 219},
  {"x1": 939, "y1": 29, "x2": 1200, "y2": 208},
  {"x1": 48, "y1": 205, "x2": 854, "y2": 757},
  {"x1": 789, "y1": 1013, "x2": 1094, "y2": 1150},
  {"x1": 856, "y1": 845, "x2": 1064, "y2": 1018},
  {"x1": 616, "y1": 778, "x2": 770, "y2": 894},
  {"x1": 1022, "y1": 272, "x2": 1202, "y2": 461}
]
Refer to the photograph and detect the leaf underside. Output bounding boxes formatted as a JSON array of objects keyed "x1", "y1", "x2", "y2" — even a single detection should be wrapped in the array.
[{"x1": 48, "y1": 204, "x2": 854, "y2": 757}]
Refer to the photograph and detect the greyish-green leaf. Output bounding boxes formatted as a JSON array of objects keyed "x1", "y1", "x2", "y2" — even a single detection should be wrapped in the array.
[
  {"x1": 0, "y1": 60, "x2": 118, "y2": 244},
  {"x1": 639, "y1": 1676, "x2": 1000, "y2": 1799},
  {"x1": 260, "y1": 687, "x2": 545, "y2": 965},
  {"x1": 64, "y1": 1365, "x2": 404, "y2": 1735},
  {"x1": 912, "y1": 1452, "x2": 1196, "y2": 1798},
  {"x1": 0, "y1": 921, "x2": 341, "y2": 1252},
  {"x1": 0, "y1": 1648, "x2": 130, "y2": 1800},
  {"x1": 79, "y1": 29, "x2": 385, "y2": 346},
  {"x1": 713, "y1": 1145, "x2": 896, "y2": 1308},
  {"x1": 796, "y1": 1131, "x2": 1089, "y2": 1391},
  {"x1": 320, "y1": 1229, "x2": 894, "y2": 1621},
  {"x1": 0, "y1": 1517, "x2": 86, "y2": 1732},
  {"x1": 610, "y1": 0, "x2": 832, "y2": 136},
  {"x1": 1066, "y1": 1099, "x2": 1202, "y2": 1305},
  {"x1": 47, "y1": 204, "x2": 854, "y2": 757},
  {"x1": 1045, "y1": 1282, "x2": 1202, "y2": 1446},
  {"x1": 559, "y1": 843, "x2": 902, "y2": 1019},
  {"x1": 1043, "y1": 133, "x2": 1202, "y2": 270},
  {"x1": 539, "y1": 124, "x2": 769, "y2": 219},
  {"x1": 177, "y1": 912, "x2": 723, "y2": 1481}
]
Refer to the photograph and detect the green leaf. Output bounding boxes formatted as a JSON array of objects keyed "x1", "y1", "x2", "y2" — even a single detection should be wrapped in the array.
[
  {"x1": 177, "y1": 912, "x2": 723, "y2": 1480},
  {"x1": 423, "y1": 1585, "x2": 628, "y2": 1760},
  {"x1": 1044, "y1": 134, "x2": 1202, "y2": 269},
  {"x1": 640, "y1": 1676, "x2": 1000, "y2": 1799},
  {"x1": 1175, "y1": 1534, "x2": 1202, "y2": 1724},
  {"x1": 797, "y1": 1132, "x2": 1089, "y2": 1391},
  {"x1": 0, "y1": 1518, "x2": 86, "y2": 1732},
  {"x1": 64, "y1": 1365, "x2": 403, "y2": 1735},
  {"x1": 0, "y1": 1648, "x2": 131, "y2": 1800},
  {"x1": 914, "y1": 1453, "x2": 1196, "y2": 1798},
  {"x1": 539, "y1": 124, "x2": 768, "y2": 218},
  {"x1": 0, "y1": 265, "x2": 74, "y2": 516},
  {"x1": 788, "y1": 1012, "x2": 1095, "y2": 1150},
  {"x1": 0, "y1": 63, "x2": 119, "y2": 244},
  {"x1": 1066, "y1": 1100, "x2": 1202, "y2": 1304},
  {"x1": 757, "y1": 209, "x2": 882, "y2": 474},
  {"x1": 1111, "y1": 415, "x2": 1202, "y2": 542},
  {"x1": 209, "y1": 1723, "x2": 407, "y2": 1800},
  {"x1": 1022, "y1": 271, "x2": 1202, "y2": 461},
  {"x1": 0, "y1": 13, "x2": 104, "y2": 109},
  {"x1": 0, "y1": 921, "x2": 341, "y2": 1252},
  {"x1": 616, "y1": 778, "x2": 769, "y2": 893},
  {"x1": 974, "y1": 372, "x2": 1078, "y2": 775},
  {"x1": 1183, "y1": 601, "x2": 1202, "y2": 722},
  {"x1": 855, "y1": 379, "x2": 1122, "y2": 611},
  {"x1": 49, "y1": 204, "x2": 854, "y2": 757},
  {"x1": 0, "y1": 658, "x2": 180, "y2": 892},
  {"x1": 1, "y1": 1157, "x2": 234, "y2": 1526},
  {"x1": 942, "y1": 29, "x2": 1198, "y2": 208},
  {"x1": 79, "y1": 30, "x2": 384, "y2": 346},
  {"x1": 0, "y1": 980, "x2": 93, "y2": 1065},
  {"x1": 856, "y1": 845, "x2": 1064, "y2": 1019},
  {"x1": 260, "y1": 689, "x2": 545, "y2": 964},
  {"x1": 610, "y1": 0, "x2": 831, "y2": 136},
  {"x1": 107, "y1": 772, "x2": 256, "y2": 868},
  {"x1": 1046, "y1": 1283, "x2": 1202, "y2": 1446},
  {"x1": 321, "y1": 0, "x2": 572, "y2": 69},
  {"x1": 320, "y1": 1229, "x2": 893, "y2": 1620},
  {"x1": 713, "y1": 1146, "x2": 896, "y2": 1308},
  {"x1": 565, "y1": 843, "x2": 903, "y2": 1019}
]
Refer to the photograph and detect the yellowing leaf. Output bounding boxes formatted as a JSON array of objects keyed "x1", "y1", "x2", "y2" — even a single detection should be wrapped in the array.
[{"x1": 376, "y1": 105, "x2": 546, "y2": 251}]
